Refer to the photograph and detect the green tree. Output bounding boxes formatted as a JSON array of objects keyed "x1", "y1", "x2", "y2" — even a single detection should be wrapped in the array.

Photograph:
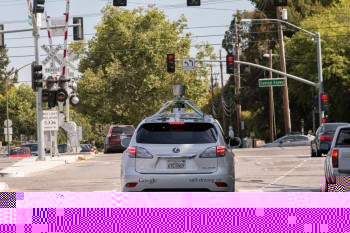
[
  {"x1": 285, "y1": 0, "x2": 350, "y2": 124},
  {"x1": 72, "y1": 4, "x2": 214, "y2": 127},
  {"x1": 0, "y1": 84, "x2": 36, "y2": 143}
]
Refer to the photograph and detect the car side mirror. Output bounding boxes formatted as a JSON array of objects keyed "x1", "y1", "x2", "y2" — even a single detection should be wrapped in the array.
[
  {"x1": 121, "y1": 138, "x2": 131, "y2": 148},
  {"x1": 229, "y1": 137, "x2": 242, "y2": 148}
]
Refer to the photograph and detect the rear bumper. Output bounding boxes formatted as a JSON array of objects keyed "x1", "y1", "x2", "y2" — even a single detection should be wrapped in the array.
[
  {"x1": 121, "y1": 166, "x2": 234, "y2": 192},
  {"x1": 105, "y1": 144, "x2": 125, "y2": 152},
  {"x1": 329, "y1": 169, "x2": 350, "y2": 184}
]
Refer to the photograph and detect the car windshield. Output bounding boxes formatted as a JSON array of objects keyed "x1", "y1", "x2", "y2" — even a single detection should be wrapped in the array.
[
  {"x1": 112, "y1": 126, "x2": 134, "y2": 135},
  {"x1": 136, "y1": 123, "x2": 217, "y2": 144},
  {"x1": 10, "y1": 149, "x2": 29, "y2": 155}
]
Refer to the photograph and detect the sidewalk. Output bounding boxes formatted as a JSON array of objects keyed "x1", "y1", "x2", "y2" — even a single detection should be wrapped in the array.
[{"x1": 0, "y1": 153, "x2": 95, "y2": 191}]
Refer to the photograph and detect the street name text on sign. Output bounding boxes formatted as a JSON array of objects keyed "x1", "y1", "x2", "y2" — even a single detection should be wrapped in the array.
[
  {"x1": 182, "y1": 58, "x2": 195, "y2": 71},
  {"x1": 43, "y1": 110, "x2": 59, "y2": 131},
  {"x1": 259, "y1": 78, "x2": 285, "y2": 87}
]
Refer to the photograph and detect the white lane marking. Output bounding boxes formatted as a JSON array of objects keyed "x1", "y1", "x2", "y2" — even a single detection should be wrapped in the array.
[{"x1": 262, "y1": 157, "x2": 312, "y2": 189}]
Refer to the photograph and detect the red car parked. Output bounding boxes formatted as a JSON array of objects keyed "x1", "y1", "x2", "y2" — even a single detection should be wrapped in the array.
[
  {"x1": 104, "y1": 125, "x2": 135, "y2": 153},
  {"x1": 9, "y1": 147, "x2": 31, "y2": 158}
]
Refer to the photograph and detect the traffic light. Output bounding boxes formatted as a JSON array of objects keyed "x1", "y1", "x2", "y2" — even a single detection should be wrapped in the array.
[
  {"x1": 167, "y1": 53, "x2": 175, "y2": 73},
  {"x1": 33, "y1": 0, "x2": 45, "y2": 14},
  {"x1": 113, "y1": 0, "x2": 127, "y2": 6},
  {"x1": 73, "y1": 17, "x2": 84, "y2": 40},
  {"x1": 31, "y1": 62, "x2": 43, "y2": 91},
  {"x1": 226, "y1": 53, "x2": 234, "y2": 74},
  {"x1": 187, "y1": 0, "x2": 201, "y2": 6},
  {"x1": 321, "y1": 93, "x2": 328, "y2": 111},
  {"x1": 0, "y1": 24, "x2": 4, "y2": 48},
  {"x1": 322, "y1": 116, "x2": 328, "y2": 124},
  {"x1": 274, "y1": 0, "x2": 287, "y2": 6}
]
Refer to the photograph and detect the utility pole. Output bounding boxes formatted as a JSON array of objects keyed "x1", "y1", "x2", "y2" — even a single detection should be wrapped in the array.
[
  {"x1": 276, "y1": 7, "x2": 291, "y2": 134},
  {"x1": 28, "y1": 0, "x2": 45, "y2": 160},
  {"x1": 268, "y1": 49, "x2": 275, "y2": 142},
  {"x1": 219, "y1": 50, "x2": 226, "y2": 135},
  {"x1": 210, "y1": 65, "x2": 214, "y2": 116},
  {"x1": 234, "y1": 21, "x2": 242, "y2": 139}
]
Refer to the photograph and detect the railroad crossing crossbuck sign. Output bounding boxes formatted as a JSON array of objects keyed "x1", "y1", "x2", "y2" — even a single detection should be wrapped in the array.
[
  {"x1": 182, "y1": 58, "x2": 195, "y2": 71},
  {"x1": 42, "y1": 44, "x2": 63, "y2": 67}
]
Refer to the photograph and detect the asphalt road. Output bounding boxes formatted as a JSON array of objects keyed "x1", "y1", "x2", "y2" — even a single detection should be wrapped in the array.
[{"x1": 0, "y1": 146, "x2": 326, "y2": 192}]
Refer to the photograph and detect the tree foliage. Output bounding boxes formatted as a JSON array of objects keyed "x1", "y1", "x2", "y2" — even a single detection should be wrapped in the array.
[{"x1": 72, "y1": 5, "x2": 214, "y2": 127}]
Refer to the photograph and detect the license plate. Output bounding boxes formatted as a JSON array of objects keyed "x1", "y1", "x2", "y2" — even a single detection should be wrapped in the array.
[{"x1": 167, "y1": 160, "x2": 186, "y2": 169}]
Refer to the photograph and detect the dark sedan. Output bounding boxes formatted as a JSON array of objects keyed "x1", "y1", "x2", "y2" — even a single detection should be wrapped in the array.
[{"x1": 311, "y1": 122, "x2": 349, "y2": 157}]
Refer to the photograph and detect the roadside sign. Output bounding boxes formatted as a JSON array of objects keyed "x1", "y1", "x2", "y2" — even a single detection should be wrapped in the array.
[
  {"x1": 41, "y1": 44, "x2": 63, "y2": 66},
  {"x1": 4, "y1": 119, "x2": 12, "y2": 127},
  {"x1": 45, "y1": 67, "x2": 61, "y2": 73},
  {"x1": 51, "y1": 19, "x2": 65, "y2": 37},
  {"x1": 5, "y1": 135, "x2": 12, "y2": 143},
  {"x1": 182, "y1": 58, "x2": 195, "y2": 71},
  {"x1": 43, "y1": 110, "x2": 59, "y2": 131},
  {"x1": 259, "y1": 78, "x2": 285, "y2": 87},
  {"x1": 4, "y1": 128, "x2": 13, "y2": 135}
]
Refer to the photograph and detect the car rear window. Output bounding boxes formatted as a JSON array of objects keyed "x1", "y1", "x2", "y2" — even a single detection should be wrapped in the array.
[
  {"x1": 23, "y1": 144, "x2": 37, "y2": 151},
  {"x1": 10, "y1": 149, "x2": 29, "y2": 155},
  {"x1": 136, "y1": 123, "x2": 218, "y2": 144},
  {"x1": 112, "y1": 126, "x2": 134, "y2": 135},
  {"x1": 324, "y1": 124, "x2": 349, "y2": 133},
  {"x1": 336, "y1": 128, "x2": 350, "y2": 145}
]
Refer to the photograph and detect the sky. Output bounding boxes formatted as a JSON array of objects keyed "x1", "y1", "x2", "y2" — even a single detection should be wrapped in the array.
[{"x1": 1, "y1": 0, "x2": 256, "y2": 85}]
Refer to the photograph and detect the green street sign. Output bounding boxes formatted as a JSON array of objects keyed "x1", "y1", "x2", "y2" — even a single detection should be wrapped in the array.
[
  {"x1": 259, "y1": 78, "x2": 285, "y2": 87},
  {"x1": 28, "y1": 14, "x2": 33, "y2": 26}
]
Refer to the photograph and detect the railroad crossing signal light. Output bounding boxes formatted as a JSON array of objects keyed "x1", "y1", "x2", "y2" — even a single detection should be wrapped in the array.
[
  {"x1": 56, "y1": 89, "x2": 68, "y2": 103},
  {"x1": 33, "y1": 0, "x2": 45, "y2": 14},
  {"x1": 42, "y1": 89, "x2": 56, "y2": 108},
  {"x1": 113, "y1": 0, "x2": 127, "y2": 6},
  {"x1": 0, "y1": 24, "x2": 4, "y2": 48},
  {"x1": 167, "y1": 53, "x2": 175, "y2": 73},
  {"x1": 187, "y1": 0, "x2": 201, "y2": 6},
  {"x1": 274, "y1": 0, "x2": 287, "y2": 6},
  {"x1": 226, "y1": 53, "x2": 234, "y2": 74},
  {"x1": 73, "y1": 17, "x2": 84, "y2": 40},
  {"x1": 31, "y1": 62, "x2": 43, "y2": 91},
  {"x1": 321, "y1": 93, "x2": 329, "y2": 111}
]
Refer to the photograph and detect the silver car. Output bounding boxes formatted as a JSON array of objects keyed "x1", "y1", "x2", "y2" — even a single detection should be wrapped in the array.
[
  {"x1": 259, "y1": 135, "x2": 314, "y2": 148},
  {"x1": 324, "y1": 125, "x2": 350, "y2": 191},
  {"x1": 120, "y1": 85, "x2": 240, "y2": 192}
]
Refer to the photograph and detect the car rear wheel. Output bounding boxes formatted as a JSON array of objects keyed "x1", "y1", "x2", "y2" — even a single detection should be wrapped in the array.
[
  {"x1": 311, "y1": 147, "x2": 316, "y2": 157},
  {"x1": 316, "y1": 149, "x2": 322, "y2": 157}
]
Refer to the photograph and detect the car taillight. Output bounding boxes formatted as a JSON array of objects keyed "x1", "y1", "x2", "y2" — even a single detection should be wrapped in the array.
[
  {"x1": 89, "y1": 149, "x2": 94, "y2": 153},
  {"x1": 332, "y1": 149, "x2": 338, "y2": 168},
  {"x1": 125, "y1": 182, "x2": 138, "y2": 188},
  {"x1": 127, "y1": 146, "x2": 153, "y2": 159},
  {"x1": 320, "y1": 135, "x2": 333, "y2": 141},
  {"x1": 200, "y1": 146, "x2": 227, "y2": 158},
  {"x1": 108, "y1": 128, "x2": 113, "y2": 137},
  {"x1": 215, "y1": 182, "x2": 228, "y2": 187}
]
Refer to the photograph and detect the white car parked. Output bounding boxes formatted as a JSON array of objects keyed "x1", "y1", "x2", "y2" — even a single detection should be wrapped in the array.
[
  {"x1": 324, "y1": 125, "x2": 350, "y2": 191},
  {"x1": 120, "y1": 85, "x2": 240, "y2": 192}
]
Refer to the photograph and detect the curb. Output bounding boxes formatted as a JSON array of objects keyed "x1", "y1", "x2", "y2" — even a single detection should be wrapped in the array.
[{"x1": 0, "y1": 182, "x2": 9, "y2": 191}]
